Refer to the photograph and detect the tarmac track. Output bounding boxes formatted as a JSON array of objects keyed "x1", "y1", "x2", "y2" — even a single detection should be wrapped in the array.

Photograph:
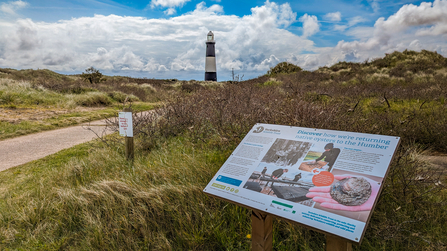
[{"x1": 0, "y1": 119, "x2": 114, "y2": 172}]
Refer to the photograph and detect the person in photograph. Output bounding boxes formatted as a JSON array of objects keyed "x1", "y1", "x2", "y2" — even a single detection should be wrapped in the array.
[
  {"x1": 292, "y1": 173, "x2": 302, "y2": 182},
  {"x1": 310, "y1": 143, "x2": 340, "y2": 171},
  {"x1": 261, "y1": 167, "x2": 268, "y2": 177},
  {"x1": 272, "y1": 168, "x2": 288, "y2": 179}
]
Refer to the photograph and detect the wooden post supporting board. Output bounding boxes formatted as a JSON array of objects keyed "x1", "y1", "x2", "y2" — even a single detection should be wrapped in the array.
[
  {"x1": 251, "y1": 210, "x2": 273, "y2": 251},
  {"x1": 326, "y1": 235, "x2": 352, "y2": 251},
  {"x1": 123, "y1": 107, "x2": 134, "y2": 160}
]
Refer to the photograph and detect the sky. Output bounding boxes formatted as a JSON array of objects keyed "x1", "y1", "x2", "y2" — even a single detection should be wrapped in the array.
[{"x1": 0, "y1": 0, "x2": 447, "y2": 80}]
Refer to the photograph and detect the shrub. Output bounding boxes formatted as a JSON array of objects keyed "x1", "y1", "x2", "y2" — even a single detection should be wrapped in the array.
[
  {"x1": 71, "y1": 92, "x2": 112, "y2": 106},
  {"x1": 267, "y1": 62, "x2": 302, "y2": 76},
  {"x1": 329, "y1": 61, "x2": 362, "y2": 72},
  {"x1": 257, "y1": 78, "x2": 282, "y2": 87},
  {"x1": 121, "y1": 79, "x2": 447, "y2": 249},
  {"x1": 108, "y1": 91, "x2": 140, "y2": 103},
  {"x1": 81, "y1": 67, "x2": 104, "y2": 85},
  {"x1": 180, "y1": 82, "x2": 205, "y2": 93}
]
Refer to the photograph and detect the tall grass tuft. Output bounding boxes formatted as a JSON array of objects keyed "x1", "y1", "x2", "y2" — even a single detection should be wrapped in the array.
[
  {"x1": 67, "y1": 92, "x2": 113, "y2": 107},
  {"x1": 0, "y1": 79, "x2": 64, "y2": 106}
]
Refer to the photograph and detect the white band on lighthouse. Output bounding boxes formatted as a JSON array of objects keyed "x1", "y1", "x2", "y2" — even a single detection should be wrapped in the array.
[{"x1": 205, "y1": 57, "x2": 216, "y2": 72}]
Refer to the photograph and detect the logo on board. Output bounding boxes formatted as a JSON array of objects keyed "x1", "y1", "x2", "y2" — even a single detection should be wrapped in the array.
[{"x1": 253, "y1": 126, "x2": 264, "y2": 133}]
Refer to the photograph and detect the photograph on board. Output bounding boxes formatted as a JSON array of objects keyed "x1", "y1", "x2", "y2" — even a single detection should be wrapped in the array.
[
  {"x1": 306, "y1": 169, "x2": 383, "y2": 222},
  {"x1": 299, "y1": 143, "x2": 341, "y2": 172},
  {"x1": 242, "y1": 138, "x2": 315, "y2": 206}
]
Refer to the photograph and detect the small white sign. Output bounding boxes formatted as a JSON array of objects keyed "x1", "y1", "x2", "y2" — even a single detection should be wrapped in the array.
[{"x1": 118, "y1": 112, "x2": 133, "y2": 137}]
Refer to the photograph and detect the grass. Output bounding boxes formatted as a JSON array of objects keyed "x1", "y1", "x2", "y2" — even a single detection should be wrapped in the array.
[
  {"x1": 0, "y1": 50, "x2": 446, "y2": 250},
  {"x1": 0, "y1": 79, "x2": 63, "y2": 107},
  {"x1": 0, "y1": 102, "x2": 156, "y2": 140},
  {"x1": 0, "y1": 77, "x2": 158, "y2": 140},
  {"x1": 0, "y1": 137, "x2": 252, "y2": 250},
  {"x1": 0, "y1": 134, "x2": 444, "y2": 250}
]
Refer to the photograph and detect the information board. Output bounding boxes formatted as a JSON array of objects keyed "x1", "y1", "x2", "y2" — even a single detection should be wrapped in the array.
[
  {"x1": 203, "y1": 124, "x2": 400, "y2": 243},
  {"x1": 118, "y1": 112, "x2": 133, "y2": 137}
]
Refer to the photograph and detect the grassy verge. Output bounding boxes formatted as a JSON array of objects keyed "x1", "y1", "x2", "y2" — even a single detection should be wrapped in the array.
[
  {"x1": 0, "y1": 134, "x2": 331, "y2": 250},
  {"x1": 0, "y1": 133, "x2": 445, "y2": 250},
  {"x1": 0, "y1": 136, "x2": 249, "y2": 250},
  {"x1": 0, "y1": 102, "x2": 156, "y2": 140}
]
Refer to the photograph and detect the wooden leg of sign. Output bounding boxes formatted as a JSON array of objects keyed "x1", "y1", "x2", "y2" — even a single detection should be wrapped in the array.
[
  {"x1": 125, "y1": 136, "x2": 134, "y2": 160},
  {"x1": 251, "y1": 210, "x2": 273, "y2": 251},
  {"x1": 326, "y1": 235, "x2": 352, "y2": 251}
]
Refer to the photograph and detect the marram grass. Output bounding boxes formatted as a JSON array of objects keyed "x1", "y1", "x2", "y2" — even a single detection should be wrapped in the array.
[
  {"x1": 0, "y1": 135, "x2": 445, "y2": 250},
  {"x1": 0, "y1": 138, "x2": 255, "y2": 250}
]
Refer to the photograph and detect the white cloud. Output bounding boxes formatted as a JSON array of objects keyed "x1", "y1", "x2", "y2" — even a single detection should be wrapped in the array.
[
  {"x1": 408, "y1": 39, "x2": 421, "y2": 50},
  {"x1": 150, "y1": 0, "x2": 190, "y2": 15},
  {"x1": 345, "y1": 26, "x2": 375, "y2": 39},
  {"x1": 334, "y1": 25, "x2": 348, "y2": 32},
  {"x1": 324, "y1": 12, "x2": 341, "y2": 22},
  {"x1": 334, "y1": 0, "x2": 447, "y2": 62},
  {"x1": 0, "y1": 0, "x2": 27, "y2": 15},
  {"x1": 194, "y1": 1, "x2": 223, "y2": 13},
  {"x1": 150, "y1": 0, "x2": 190, "y2": 8},
  {"x1": 333, "y1": 16, "x2": 367, "y2": 32},
  {"x1": 368, "y1": 0, "x2": 380, "y2": 13},
  {"x1": 164, "y1": 7, "x2": 176, "y2": 15},
  {"x1": 348, "y1": 16, "x2": 367, "y2": 26},
  {"x1": 299, "y1": 14, "x2": 320, "y2": 37},
  {"x1": 0, "y1": 1, "x2": 309, "y2": 77},
  {"x1": 0, "y1": 0, "x2": 446, "y2": 79}
]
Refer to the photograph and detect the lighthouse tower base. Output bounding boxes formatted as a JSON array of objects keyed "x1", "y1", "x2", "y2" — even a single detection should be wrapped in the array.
[{"x1": 205, "y1": 72, "x2": 217, "y2": 81}]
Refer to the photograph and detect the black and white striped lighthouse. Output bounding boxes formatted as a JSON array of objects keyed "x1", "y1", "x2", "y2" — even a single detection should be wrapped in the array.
[{"x1": 205, "y1": 31, "x2": 217, "y2": 81}]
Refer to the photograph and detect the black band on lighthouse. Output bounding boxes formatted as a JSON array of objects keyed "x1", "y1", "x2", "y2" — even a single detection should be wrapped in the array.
[
  {"x1": 206, "y1": 43, "x2": 215, "y2": 57},
  {"x1": 205, "y1": 72, "x2": 217, "y2": 81}
]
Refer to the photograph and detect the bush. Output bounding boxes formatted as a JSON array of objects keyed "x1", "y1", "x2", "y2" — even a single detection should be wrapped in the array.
[
  {"x1": 180, "y1": 82, "x2": 205, "y2": 93},
  {"x1": 108, "y1": 91, "x2": 140, "y2": 103},
  {"x1": 123, "y1": 79, "x2": 447, "y2": 249},
  {"x1": 267, "y1": 62, "x2": 302, "y2": 76},
  {"x1": 71, "y1": 92, "x2": 112, "y2": 106},
  {"x1": 81, "y1": 67, "x2": 104, "y2": 85}
]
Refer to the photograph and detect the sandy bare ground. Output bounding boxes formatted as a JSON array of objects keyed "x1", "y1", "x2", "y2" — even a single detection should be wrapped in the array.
[
  {"x1": 0, "y1": 107, "x2": 105, "y2": 123},
  {"x1": 420, "y1": 153, "x2": 447, "y2": 170},
  {"x1": 0, "y1": 119, "x2": 113, "y2": 171}
]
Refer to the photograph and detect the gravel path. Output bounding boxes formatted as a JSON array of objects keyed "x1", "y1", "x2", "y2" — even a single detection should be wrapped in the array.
[{"x1": 0, "y1": 119, "x2": 114, "y2": 171}]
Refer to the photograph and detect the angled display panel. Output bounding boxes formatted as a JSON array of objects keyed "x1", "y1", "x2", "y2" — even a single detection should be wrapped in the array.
[{"x1": 203, "y1": 123, "x2": 400, "y2": 243}]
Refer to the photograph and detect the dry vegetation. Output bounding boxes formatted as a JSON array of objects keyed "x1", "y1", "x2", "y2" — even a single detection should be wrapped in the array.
[
  {"x1": 0, "y1": 68, "x2": 210, "y2": 139},
  {"x1": 0, "y1": 50, "x2": 446, "y2": 250}
]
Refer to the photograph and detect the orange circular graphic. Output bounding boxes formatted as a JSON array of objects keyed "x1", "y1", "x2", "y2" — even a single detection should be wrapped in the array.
[{"x1": 312, "y1": 171, "x2": 335, "y2": 186}]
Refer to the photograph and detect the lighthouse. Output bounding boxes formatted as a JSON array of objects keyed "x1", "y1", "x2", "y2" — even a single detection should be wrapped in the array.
[{"x1": 205, "y1": 31, "x2": 217, "y2": 81}]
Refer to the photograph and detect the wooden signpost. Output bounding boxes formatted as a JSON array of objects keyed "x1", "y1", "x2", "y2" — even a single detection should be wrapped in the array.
[
  {"x1": 251, "y1": 211, "x2": 353, "y2": 251},
  {"x1": 326, "y1": 235, "x2": 352, "y2": 251},
  {"x1": 203, "y1": 123, "x2": 400, "y2": 250},
  {"x1": 119, "y1": 108, "x2": 134, "y2": 160},
  {"x1": 251, "y1": 210, "x2": 273, "y2": 251}
]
